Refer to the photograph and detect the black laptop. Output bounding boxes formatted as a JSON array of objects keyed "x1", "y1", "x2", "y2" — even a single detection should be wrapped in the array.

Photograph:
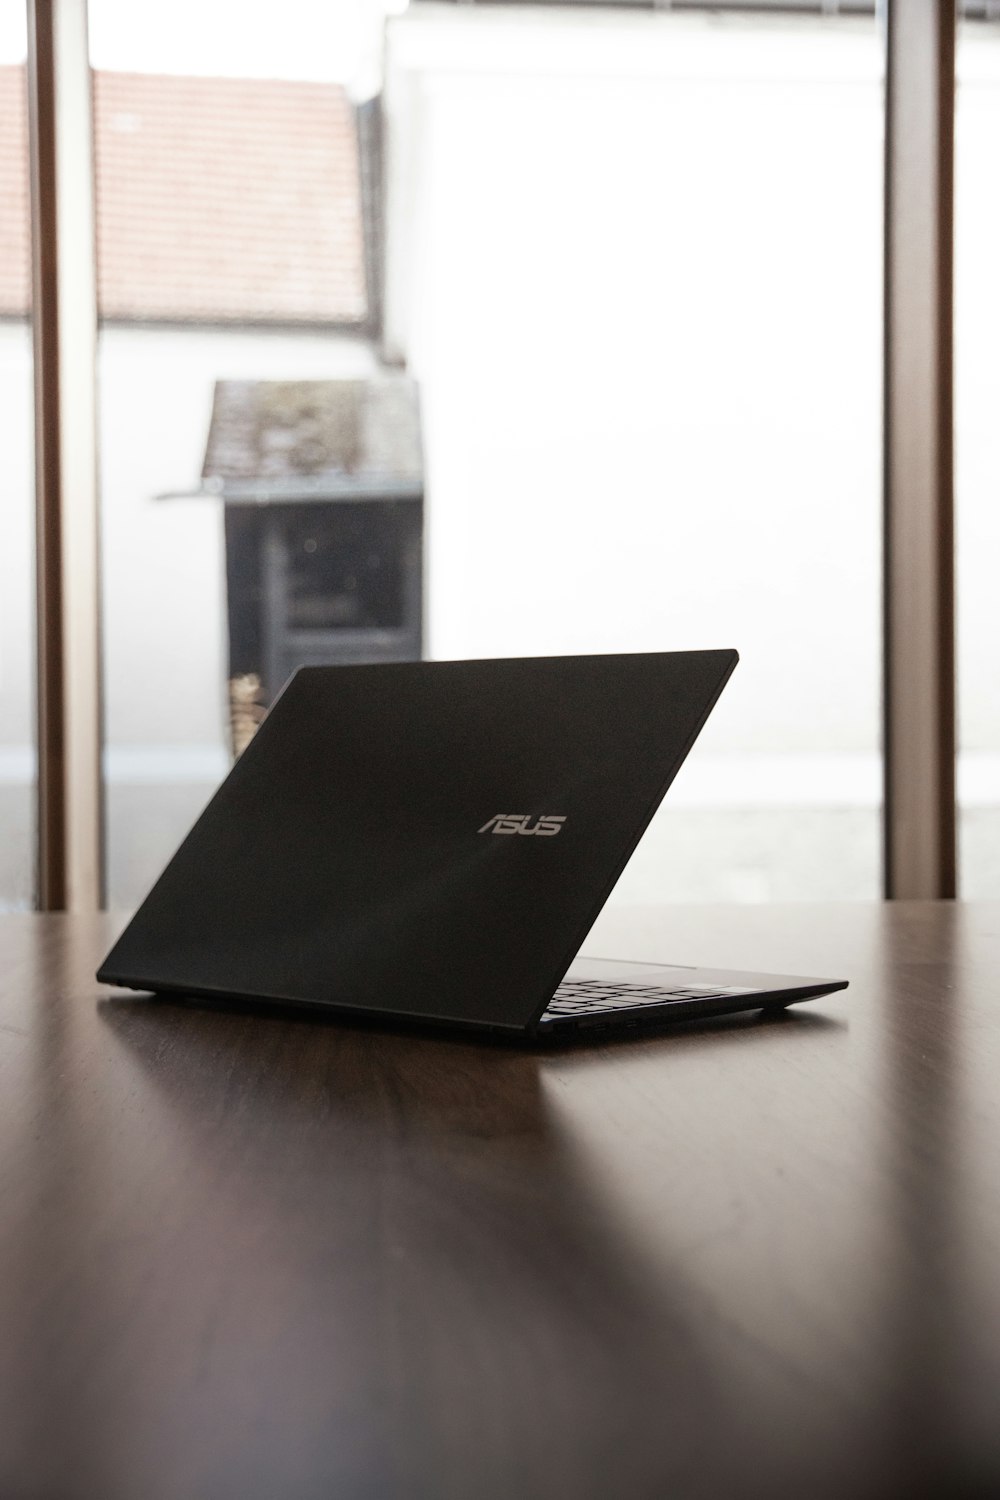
[{"x1": 97, "y1": 650, "x2": 847, "y2": 1038}]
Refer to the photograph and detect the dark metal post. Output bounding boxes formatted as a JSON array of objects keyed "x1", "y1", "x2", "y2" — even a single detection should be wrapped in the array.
[
  {"x1": 26, "y1": 0, "x2": 102, "y2": 910},
  {"x1": 883, "y1": 0, "x2": 956, "y2": 898}
]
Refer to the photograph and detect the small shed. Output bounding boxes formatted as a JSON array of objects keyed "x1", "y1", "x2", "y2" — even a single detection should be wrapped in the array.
[{"x1": 200, "y1": 376, "x2": 423, "y2": 742}]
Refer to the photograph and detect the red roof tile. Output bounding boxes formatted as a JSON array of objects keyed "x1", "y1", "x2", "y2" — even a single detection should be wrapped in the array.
[
  {"x1": 0, "y1": 67, "x2": 367, "y2": 325},
  {"x1": 0, "y1": 68, "x2": 30, "y2": 317}
]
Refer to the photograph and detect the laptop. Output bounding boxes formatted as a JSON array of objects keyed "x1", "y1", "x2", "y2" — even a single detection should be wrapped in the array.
[{"x1": 97, "y1": 651, "x2": 847, "y2": 1039}]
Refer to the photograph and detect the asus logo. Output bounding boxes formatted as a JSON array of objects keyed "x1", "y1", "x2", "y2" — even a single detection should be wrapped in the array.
[{"x1": 478, "y1": 815, "x2": 567, "y2": 837}]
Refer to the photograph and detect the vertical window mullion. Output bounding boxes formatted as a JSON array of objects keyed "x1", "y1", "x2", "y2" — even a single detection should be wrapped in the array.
[
  {"x1": 883, "y1": 0, "x2": 957, "y2": 898},
  {"x1": 26, "y1": 0, "x2": 102, "y2": 911}
]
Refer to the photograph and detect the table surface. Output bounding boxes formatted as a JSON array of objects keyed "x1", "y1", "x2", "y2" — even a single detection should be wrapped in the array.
[{"x1": 2, "y1": 903, "x2": 999, "y2": 1500}]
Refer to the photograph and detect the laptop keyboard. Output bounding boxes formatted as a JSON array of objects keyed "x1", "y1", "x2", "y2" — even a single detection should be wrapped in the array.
[{"x1": 543, "y1": 978, "x2": 756, "y2": 1019}]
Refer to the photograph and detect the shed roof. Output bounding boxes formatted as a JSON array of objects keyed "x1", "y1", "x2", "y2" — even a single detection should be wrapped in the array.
[{"x1": 202, "y1": 377, "x2": 422, "y2": 500}]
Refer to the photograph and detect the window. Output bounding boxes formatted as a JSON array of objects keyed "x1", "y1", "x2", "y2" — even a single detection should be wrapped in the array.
[{"x1": 22, "y1": 1, "x2": 982, "y2": 907}]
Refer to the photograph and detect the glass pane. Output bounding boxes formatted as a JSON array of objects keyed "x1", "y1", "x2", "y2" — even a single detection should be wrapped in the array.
[
  {"x1": 0, "y1": 21, "x2": 36, "y2": 910},
  {"x1": 384, "y1": 4, "x2": 883, "y2": 901},
  {"x1": 89, "y1": 1, "x2": 389, "y2": 907},
  {"x1": 90, "y1": 1, "x2": 883, "y2": 910},
  {"x1": 956, "y1": 17, "x2": 1000, "y2": 897}
]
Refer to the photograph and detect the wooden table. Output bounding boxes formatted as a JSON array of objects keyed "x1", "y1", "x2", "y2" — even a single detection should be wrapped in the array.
[{"x1": 1, "y1": 904, "x2": 999, "y2": 1500}]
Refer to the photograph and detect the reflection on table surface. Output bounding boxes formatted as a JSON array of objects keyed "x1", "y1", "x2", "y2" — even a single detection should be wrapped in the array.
[{"x1": 0, "y1": 905, "x2": 998, "y2": 1499}]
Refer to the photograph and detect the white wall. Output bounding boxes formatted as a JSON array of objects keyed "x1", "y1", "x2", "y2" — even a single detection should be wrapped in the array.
[
  {"x1": 383, "y1": 9, "x2": 884, "y2": 764},
  {"x1": 0, "y1": 322, "x2": 35, "y2": 909},
  {"x1": 956, "y1": 33, "x2": 1000, "y2": 755},
  {"x1": 0, "y1": 322, "x2": 35, "y2": 753}
]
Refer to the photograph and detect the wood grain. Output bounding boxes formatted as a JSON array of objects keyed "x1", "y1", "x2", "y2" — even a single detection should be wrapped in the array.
[{"x1": 1, "y1": 905, "x2": 999, "y2": 1499}]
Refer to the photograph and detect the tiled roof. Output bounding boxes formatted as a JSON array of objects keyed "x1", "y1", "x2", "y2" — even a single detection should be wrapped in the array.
[
  {"x1": 0, "y1": 67, "x2": 367, "y2": 325},
  {"x1": 0, "y1": 69, "x2": 30, "y2": 318}
]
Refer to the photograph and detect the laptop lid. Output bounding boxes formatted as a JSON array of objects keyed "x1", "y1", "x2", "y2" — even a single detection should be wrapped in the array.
[{"x1": 98, "y1": 650, "x2": 737, "y2": 1033}]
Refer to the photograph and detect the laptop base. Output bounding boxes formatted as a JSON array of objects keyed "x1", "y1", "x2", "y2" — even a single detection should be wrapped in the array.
[{"x1": 536, "y1": 956, "x2": 846, "y2": 1035}]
